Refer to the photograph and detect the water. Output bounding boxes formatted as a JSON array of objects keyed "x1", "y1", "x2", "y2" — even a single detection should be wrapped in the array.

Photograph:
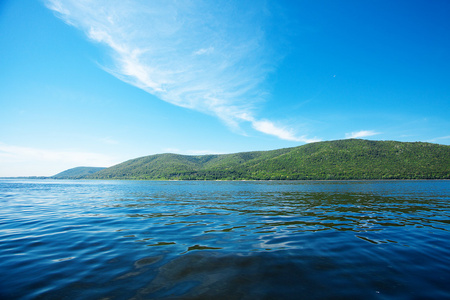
[{"x1": 0, "y1": 179, "x2": 449, "y2": 299}]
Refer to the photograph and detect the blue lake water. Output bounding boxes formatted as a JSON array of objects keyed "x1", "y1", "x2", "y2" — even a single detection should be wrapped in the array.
[{"x1": 0, "y1": 179, "x2": 449, "y2": 299}]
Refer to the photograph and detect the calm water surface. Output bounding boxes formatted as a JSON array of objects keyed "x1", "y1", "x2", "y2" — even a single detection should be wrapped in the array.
[{"x1": 0, "y1": 179, "x2": 449, "y2": 299}]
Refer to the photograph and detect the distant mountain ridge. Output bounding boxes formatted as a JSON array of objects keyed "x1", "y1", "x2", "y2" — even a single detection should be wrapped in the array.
[{"x1": 79, "y1": 139, "x2": 449, "y2": 180}]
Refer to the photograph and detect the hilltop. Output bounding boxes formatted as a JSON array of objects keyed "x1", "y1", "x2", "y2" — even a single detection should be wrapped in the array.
[{"x1": 83, "y1": 139, "x2": 449, "y2": 180}]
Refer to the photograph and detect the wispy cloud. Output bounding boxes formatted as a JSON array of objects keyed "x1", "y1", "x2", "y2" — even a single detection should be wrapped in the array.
[
  {"x1": 427, "y1": 135, "x2": 450, "y2": 143},
  {"x1": 252, "y1": 119, "x2": 320, "y2": 143},
  {"x1": 345, "y1": 130, "x2": 380, "y2": 139},
  {"x1": 193, "y1": 47, "x2": 214, "y2": 56},
  {"x1": 45, "y1": 0, "x2": 316, "y2": 143}
]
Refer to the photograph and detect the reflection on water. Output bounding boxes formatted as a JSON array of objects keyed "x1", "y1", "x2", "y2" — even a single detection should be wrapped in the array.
[{"x1": 0, "y1": 179, "x2": 449, "y2": 299}]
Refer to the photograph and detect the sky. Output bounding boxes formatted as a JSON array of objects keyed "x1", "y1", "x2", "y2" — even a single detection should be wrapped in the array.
[{"x1": 1, "y1": 0, "x2": 449, "y2": 177}]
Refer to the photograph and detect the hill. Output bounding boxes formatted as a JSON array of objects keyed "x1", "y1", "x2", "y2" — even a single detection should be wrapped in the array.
[
  {"x1": 86, "y1": 139, "x2": 450, "y2": 180},
  {"x1": 52, "y1": 167, "x2": 106, "y2": 179}
]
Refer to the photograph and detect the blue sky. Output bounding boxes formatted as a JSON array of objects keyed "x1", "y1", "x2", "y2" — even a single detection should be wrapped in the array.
[{"x1": 1, "y1": 0, "x2": 449, "y2": 176}]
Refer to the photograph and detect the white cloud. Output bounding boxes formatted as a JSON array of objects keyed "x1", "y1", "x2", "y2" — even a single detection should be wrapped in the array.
[
  {"x1": 345, "y1": 130, "x2": 380, "y2": 139},
  {"x1": 45, "y1": 0, "x2": 316, "y2": 143},
  {"x1": 193, "y1": 47, "x2": 214, "y2": 55},
  {"x1": 427, "y1": 135, "x2": 450, "y2": 143},
  {"x1": 0, "y1": 143, "x2": 118, "y2": 177},
  {"x1": 252, "y1": 120, "x2": 321, "y2": 143}
]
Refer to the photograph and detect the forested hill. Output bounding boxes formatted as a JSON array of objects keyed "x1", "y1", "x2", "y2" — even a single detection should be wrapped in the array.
[{"x1": 85, "y1": 139, "x2": 450, "y2": 180}]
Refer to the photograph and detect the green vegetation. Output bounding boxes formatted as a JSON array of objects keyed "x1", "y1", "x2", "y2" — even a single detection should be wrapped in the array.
[
  {"x1": 52, "y1": 167, "x2": 106, "y2": 179},
  {"x1": 84, "y1": 139, "x2": 450, "y2": 180}
]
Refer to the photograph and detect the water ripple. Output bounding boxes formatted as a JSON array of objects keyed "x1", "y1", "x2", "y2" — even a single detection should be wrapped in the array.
[{"x1": 0, "y1": 179, "x2": 449, "y2": 299}]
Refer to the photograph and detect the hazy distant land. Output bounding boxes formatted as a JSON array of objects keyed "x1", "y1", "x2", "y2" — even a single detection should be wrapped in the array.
[
  {"x1": 40, "y1": 139, "x2": 449, "y2": 181},
  {"x1": 52, "y1": 167, "x2": 106, "y2": 179}
]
